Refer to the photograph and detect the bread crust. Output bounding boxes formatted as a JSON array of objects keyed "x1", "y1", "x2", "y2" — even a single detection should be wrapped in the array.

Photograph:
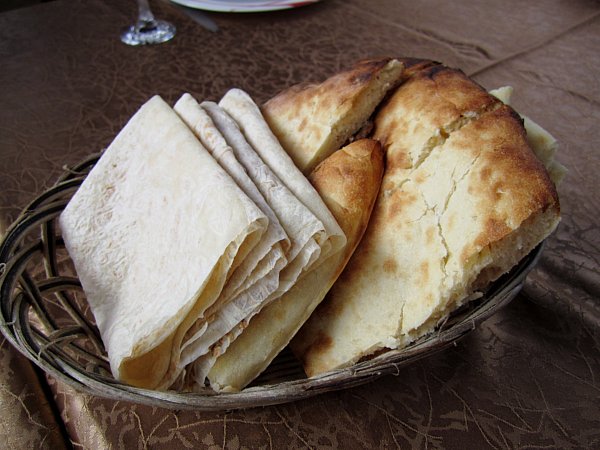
[
  {"x1": 309, "y1": 138, "x2": 385, "y2": 244},
  {"x1": 291, "y1": 61, "x2": 561, "y2": 377},
  {"x1": 262, "y1": 57, "x2": 404, "y2": 173}
]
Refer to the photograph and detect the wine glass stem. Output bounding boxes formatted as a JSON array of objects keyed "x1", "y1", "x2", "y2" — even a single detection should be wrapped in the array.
[{"x1": 137, "y1": 0, "x2": 156, "y2": 25}]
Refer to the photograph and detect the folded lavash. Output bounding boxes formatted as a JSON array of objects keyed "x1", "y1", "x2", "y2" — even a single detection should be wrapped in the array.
[
  {"x1": 59, "y1": 96, "x2": 269, "y2": 389},
  {"x1": 61, "y1": 89, "x2": 349, "y2": 391},
  {"x1": 201, "y1": 99, "x2": 335, "y2": 294},
  {"x1": 179, "y1": 90, "x2": 348, "y2": 388},
  {"x1": 172, "y1": 93, "x2": 341, "y2": 381},
  {"x1": 172, "y1": 94, "x2": 289, "y2": 369}
]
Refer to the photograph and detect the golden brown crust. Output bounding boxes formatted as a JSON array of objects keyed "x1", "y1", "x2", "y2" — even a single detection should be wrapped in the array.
[
  {"x1": 265, "y1": 57, "x2": 396, "y2": 116},
  {"x1": 309, "y1": 138, "x2": 384, "y2": 241},
  {"x1": 394, "y1": 57, "x2": 441, "y2": 78},
  {"x1": 291, "y1": 139, "x2": 384, "y2": 375},
  {"x1": 375, "y1": 64, "x2": 500, "y2": 172},
  {"x1": 292, "y1": 60, "x2": 561, "y2": 377},
  {"x1": 458, "y1": 104, "x2": 560, "y2": 260},
  {"x1": 262, "y1": 57, "x2": 404, "y2": 173}
]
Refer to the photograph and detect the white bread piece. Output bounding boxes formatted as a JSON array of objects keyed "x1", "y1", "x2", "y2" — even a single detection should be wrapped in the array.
[{"x1": 292, "y1": 65, "x2": 561, "y2": 377}]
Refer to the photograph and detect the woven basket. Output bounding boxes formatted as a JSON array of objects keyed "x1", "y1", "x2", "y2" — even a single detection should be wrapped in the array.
[{"x1": 0, "y1": 153, "x2": 543, "y2": 411}]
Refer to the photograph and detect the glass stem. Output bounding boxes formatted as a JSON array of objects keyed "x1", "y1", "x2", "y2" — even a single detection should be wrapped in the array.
[{"x1": 137, "y1": 0, "x2": 156, "y2": 27}]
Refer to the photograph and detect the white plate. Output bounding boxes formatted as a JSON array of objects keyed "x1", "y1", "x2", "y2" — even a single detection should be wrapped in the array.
[{"x1": 171, "y1": 0, "x2": 320, "y2": 13}]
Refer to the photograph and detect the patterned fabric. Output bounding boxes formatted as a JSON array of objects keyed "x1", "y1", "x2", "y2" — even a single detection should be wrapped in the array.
[{"x1": 0, "y1": 0, "x2": 598, "y2": 448}]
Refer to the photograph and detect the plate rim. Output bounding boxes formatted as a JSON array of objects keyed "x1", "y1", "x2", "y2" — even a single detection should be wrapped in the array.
[{"x1": 170, "y1": 0, "x2": 320, "y2": 13}]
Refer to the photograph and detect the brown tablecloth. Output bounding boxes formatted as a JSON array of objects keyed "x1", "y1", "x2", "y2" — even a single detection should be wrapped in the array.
[{"x1": 1, "y1": 0, "x2": 598, "y2": 448}]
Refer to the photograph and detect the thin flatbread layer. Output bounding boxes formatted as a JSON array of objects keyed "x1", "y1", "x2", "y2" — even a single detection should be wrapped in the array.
[
  {"x1": 174, "y1": 100, "x2": 337, "y2": 388},
  {"x1": 219, "y1": 89, "x2": 346, "y2": 262},
  {"x1": 292, "y1": 65, "x2": 560, "y2": 377},
  {"x1": 176, "y1": 94, "x2": 288, "y2": 301},
  {"x1": 262, "y1": 57, "x2": 404, "y2": 174},
  {"x1": 178, "y1": 102, "x2": 338, "y2": 390},
  {"x1": 173, "y1": 94, "x2": 288, "y2": 368},
  {"x1": 59, "y1": 96, "x2": 267, "y2": 389},
  {"x1": 202, "y1": 100, "x2": 324, "y2": 294},
  {"x1": 209, "y1": 139, "x2": 384, "y2": 391},
  {"x1": 174, "y1": 95, "x2": 289, "y2": 300}
]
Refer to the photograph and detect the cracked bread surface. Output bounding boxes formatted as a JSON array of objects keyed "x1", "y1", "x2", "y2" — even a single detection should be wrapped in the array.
[{"x1": 290, "y1": 64, "x2": 560, "y2": 377}]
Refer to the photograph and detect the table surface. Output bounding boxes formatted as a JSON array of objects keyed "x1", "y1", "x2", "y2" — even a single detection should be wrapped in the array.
[{"x1": 1, "y1": 0, "x2": 599, "y2": 448}]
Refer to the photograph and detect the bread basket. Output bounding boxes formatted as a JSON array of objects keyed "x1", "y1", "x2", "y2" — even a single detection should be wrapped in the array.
[{"x1": 0, "y1": 153, "x2": 543, "y2": 411}]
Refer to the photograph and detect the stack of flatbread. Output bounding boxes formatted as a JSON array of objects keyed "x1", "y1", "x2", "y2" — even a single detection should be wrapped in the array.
[
  {"x1": 60, "y1": 92, "x2": 336, "y2": 390},
  {"x1": 59, "y1": 62, "x2": 395, "y2": 391},
  {"x1": 60, "y1": 56, "x2": 563, "y2": 392}
]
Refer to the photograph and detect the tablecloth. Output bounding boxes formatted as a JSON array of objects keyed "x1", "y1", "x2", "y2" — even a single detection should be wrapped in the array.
[{"x1": 0, "y1": 0, "x2": 598, "y2": 448}]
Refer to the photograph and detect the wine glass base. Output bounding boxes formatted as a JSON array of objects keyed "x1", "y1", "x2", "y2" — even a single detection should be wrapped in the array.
[{"x1": 121, "y1": 20, "x2": 176, "y2": 46}]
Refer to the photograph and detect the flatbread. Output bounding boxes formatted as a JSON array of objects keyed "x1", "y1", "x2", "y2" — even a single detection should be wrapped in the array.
[
  {"x1": 172, "y1": 93, "x2": 288, "y2": 368},
  {"x1": 208, "y1": 138, "x2": 384, "y2": 391},
  {"x1": 176, "y1": 97, "x2": 346, "y2": 388},
  {"x1": 262, "y1": 57, "x2": 404, "y2": 174},
  {"x1": 219, "y1": 88, "x2": 346, "y2": 262},
  {"x1": 291, "y1": 64, "x2": 561, "y2": 376},
  {"x1": 175, "y1": 93, "x2": 288, "y2": 302},
  {"x1": 201, "y1": 100, "x2": 326, "y2": 296},
  {"x1": 59, "y1": 96, "x2": 268, "y2": 389}
]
